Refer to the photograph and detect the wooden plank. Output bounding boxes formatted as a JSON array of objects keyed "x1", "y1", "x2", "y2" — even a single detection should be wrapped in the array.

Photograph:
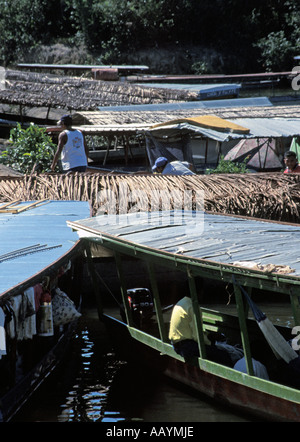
[
  {"x1": 114, "y1": 251, "x2": 134, "y2": 327},
  {"x1": 0, "y1": 200, "x2": 20, "y2": 211},
  {"x1": 233, "y1": 283, "x2": 254, "y2": 376},
  {"x1": 129, "y1": 70, "x2": 296, "y2": 84},
  {"x1": 147, "y1": 261, "x2": 168, "y2": 342},
  {"x1": 188, "y1": 272, "x2": 207, "y2": 358},
  {"x1": 0, "y1": 199, "x2": 49, "y2": 213}
]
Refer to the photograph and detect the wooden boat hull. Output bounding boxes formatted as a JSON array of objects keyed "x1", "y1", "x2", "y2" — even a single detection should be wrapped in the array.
[
  {"x1": 68, "y1": 209, "x2": 300, "y2": 422},
  {"x1": 0, "y1": 200, "x2": 90, "y2": 421},
  {"x1": 0, "y1": 320, "x2": 77, "y2": 422},
  {"x1": 103, "y1": 314, "x2": 300, "y2": 422},
  {"x1": 0, "y1": 240, "x2": 83, "y2": 422}
]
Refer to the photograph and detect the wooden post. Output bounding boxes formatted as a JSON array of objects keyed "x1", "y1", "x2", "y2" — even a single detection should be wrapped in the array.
[
  {"x1": 233, "y1": 283, "x2": 254, "y2": 376},
  {"x1": 147, "y1": 261, "x2": 168, "y2": 342},
  {"x1": 103, "y1": 137, "x2": 112, "y2": 166},
  {"x1": 46, "y1": 105, "x2": 51, "y2": 122},
  {"x1": 289, "y1": 288, "x2": 300, "y2": 326},
  {"x1": 187, "y1": 270, "x2": 206, "y2": 359},
  {"x1": 84, "y1": 240, "x2": 103, "y2": 319},
  {"x1": 123, "y1": 135, "x2": 128, "y2": 165},
  {"x1": 19, "y1": 104, "x2": 23, "y2": 125},
  {"x1": 205, "y1": 138, "x2": 208, "y2": 164},
  {"x1": 114, "y1": 251, "x2": 134, "y2": 326}
]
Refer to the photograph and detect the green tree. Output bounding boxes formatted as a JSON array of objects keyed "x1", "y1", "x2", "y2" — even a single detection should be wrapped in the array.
[
  {"x1": 251, "y1": 0, "x2": 300, "y2": 71},
  {"x1": 1, "y1": 0, "x2": 300, "y2": 72},
  {"x1": 255, "y1": 31, "x2": 294, "y2": 71},
  {"x1": 0, "y1": 124, "x2": 57, "y2": 173},
  {"x1": 0, "y1": 0, "x2": 51, "y2": 65}
]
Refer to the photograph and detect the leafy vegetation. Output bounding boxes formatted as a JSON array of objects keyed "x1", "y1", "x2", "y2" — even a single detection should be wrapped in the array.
[
  {"x1": 0, "y1": 124, "x2": 57, "y2": 173},
  {"x1": 0, "y1": 0, "x2": 300, "y2": 73},
  {"x1": 206, "y1": 156, "x2": 249, "y2": 174}
]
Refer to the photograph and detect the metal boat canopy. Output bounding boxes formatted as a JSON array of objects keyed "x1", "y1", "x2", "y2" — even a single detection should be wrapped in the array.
[{"x1": 0, "y1": 200, "x2": 90, "y2": 299}]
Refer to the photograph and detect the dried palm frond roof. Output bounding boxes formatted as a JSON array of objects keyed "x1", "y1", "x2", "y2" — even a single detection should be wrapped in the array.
[
  {"x1": 0, "y1": 70, "x2": 197, "y2": 111},
  {"x1": 72, "y1": 103, "x2": 300, "y2": 126},
  {"x1": 0, "y1": 172, "x2": 299, "y2": 223}
]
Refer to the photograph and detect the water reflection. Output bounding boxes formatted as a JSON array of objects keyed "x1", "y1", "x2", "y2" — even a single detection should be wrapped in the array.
[
  {"x1": 57, "y1": 322, "x2": 124, "y2": 422},
  {"x1": 12, "y1": 310, "x2": 126, "y2": 422},
  {"x1": 13, "y1": 308, "x2": 259, "y2": 422}
]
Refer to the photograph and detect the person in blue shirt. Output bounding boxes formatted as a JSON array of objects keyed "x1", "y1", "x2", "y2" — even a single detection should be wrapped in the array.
[{"x1": 152, "y1": 156, "x2": 195, "y2": 175}]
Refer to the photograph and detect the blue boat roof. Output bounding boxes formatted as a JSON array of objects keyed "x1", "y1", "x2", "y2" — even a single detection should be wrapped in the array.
[{"x1": 0, "y1": 200, "x2": 90, "y2": 297}]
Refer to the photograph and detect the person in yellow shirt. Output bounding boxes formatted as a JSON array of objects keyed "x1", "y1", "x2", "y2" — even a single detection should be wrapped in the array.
[
  {"x1": 169, "y1": 295, "x2": 235, "y2": 366},
  {"x1": 169, "y1": 296, "x2": 210, "y2": 347}
]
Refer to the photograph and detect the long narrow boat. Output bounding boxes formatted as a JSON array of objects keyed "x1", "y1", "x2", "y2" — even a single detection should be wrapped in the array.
[
  {"x1": 0, "y1": 199, "x2": 90, "y2": 421},
  {"x1": 68, "y1": 210, "x2": 300, "y2": 422}
]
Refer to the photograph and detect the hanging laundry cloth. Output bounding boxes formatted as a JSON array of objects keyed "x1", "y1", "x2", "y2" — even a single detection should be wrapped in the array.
[
  {"x1": 8, "y1": 290, "x2": 37, "y2": 340},
  {"x1": 9, "y1": 295, "x2": 23, "y2": 340},
  {"x1": 23, "y1": 287, "x2": 37, "y2": 339},
  {"x1": 0, "y1": 307, "x2": 6, "y2": 359}
]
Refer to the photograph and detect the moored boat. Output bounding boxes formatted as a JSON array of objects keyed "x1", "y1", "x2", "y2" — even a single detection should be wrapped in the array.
[
  {"x1": 0, "y1": 199, "x2": 90, "y2": 421},
  {"x1": 68, "y1": 210, "x2": 300, "y2": 422}
]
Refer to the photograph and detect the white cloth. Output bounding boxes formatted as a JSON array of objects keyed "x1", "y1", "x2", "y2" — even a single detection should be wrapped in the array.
[
  {"x1": 234, "y1": 357, "x2": 269, "y2": 380},
  {"x1": 162, "y1": 161, "x2": 195, "y2": 176},
  {"x1": 0, "y1": 307, "x2": 6, "y2": 359},
  {"x1": 61, "y1": 129, "x2": 87, "y2": 171},
  {"x1": 258, "y1": 317, "x2": 298, "y2": 363},
  {"x1": 8, "y1": 290, "x2": 37, "y2": 340}
]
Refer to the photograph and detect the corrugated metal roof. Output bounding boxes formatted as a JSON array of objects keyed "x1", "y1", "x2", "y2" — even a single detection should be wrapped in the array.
[
  {"x1": 149, "y1": 117, "x2": 300, "y2": 141},
  {"x1": 75, "y1": 123, "x2": 151, "y2": 135},
  {"x1": 68, "y1": 211, "x2": 300, "y2": 278},
  {"x1": 17, "y1": 63, "x2": 149, "y2": 72},
  {"x1": 231, "y1": 118, "x2": 300, "y2": 139},
  {"x1": 136, "y1": 82, "x2": 240, "y2": 91},
  {"x1": 0, "y1": 200, "x2": 90, "y2": 297},
  {"x1": 135, "y1": 83, "x2": 241, "y2": 100},
  {"x1": 96, "y1": 96, "x2": 272, "y2": 112}
]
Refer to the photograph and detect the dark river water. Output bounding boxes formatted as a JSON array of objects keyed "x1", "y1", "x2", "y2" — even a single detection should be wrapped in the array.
[
  {"x1": 12, "y1": 301, "x2": 295, "y2": 424},
  {"x1": 12, "y1": 307, "x2": 258, "y2": 423}
]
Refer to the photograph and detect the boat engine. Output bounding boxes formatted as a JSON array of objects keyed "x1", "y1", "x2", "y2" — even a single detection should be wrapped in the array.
[{"x1": 121, "y1": 288, "x2": 154, "y2": 328}]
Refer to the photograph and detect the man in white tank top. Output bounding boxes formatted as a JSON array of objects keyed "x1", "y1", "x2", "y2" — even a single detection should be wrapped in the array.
[{"x1": 51, "y1": 114, "x2": 89, "y2": 173}]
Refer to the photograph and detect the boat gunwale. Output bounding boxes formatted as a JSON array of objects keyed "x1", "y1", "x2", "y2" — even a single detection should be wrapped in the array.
[
  {"x1": 71, "y1": 210, "x2": 300, "y2": 420},
  {"x1": 104, "y1": 313, "x2": 300, "y2": 413}
]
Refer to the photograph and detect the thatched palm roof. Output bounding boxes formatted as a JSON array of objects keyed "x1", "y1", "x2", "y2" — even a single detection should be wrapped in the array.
[
  {"x1": 0, "y1": 70, "x2": 197, "y2": 111},
  {"x1": 0, "y1": 172, "x2": 299, "y2": 223}
]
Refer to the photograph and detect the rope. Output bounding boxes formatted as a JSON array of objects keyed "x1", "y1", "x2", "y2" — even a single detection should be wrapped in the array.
[{"x1": 232, "y1": 276, "x2": 266, "y2": 323}]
